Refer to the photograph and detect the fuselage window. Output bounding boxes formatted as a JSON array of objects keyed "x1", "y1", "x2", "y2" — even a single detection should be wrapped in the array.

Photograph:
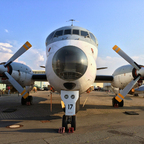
[
  {"x1": 81, "y1": 31, "x2": 89, "y2": 38},
  {"x1": 73, "y1": 29, "x2": 79, "y2": 35},
  {"x1": 54, "y1": 30, "x2": 63, "y2": 37},
  {"x1": 90, "y1": 33, "x2": 96, "y2": 43},
  {"x1": 64, "y1": 29, "x2": 71, "y2": 35}
]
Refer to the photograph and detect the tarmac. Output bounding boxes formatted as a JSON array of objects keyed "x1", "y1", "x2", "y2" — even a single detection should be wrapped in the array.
[{"x1": 0, "y1": 91, "x2": 144, "y2": 144}]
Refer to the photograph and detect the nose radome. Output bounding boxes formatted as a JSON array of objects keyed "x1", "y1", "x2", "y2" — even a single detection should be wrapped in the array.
[{"x1": 52, "y1": 46, "x2": 88, "y2": 81}]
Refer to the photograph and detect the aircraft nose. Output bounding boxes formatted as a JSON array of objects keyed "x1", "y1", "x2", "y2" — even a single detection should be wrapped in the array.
[{"x1": 52, "y1": 46, "x2": 88, "y2": 81}]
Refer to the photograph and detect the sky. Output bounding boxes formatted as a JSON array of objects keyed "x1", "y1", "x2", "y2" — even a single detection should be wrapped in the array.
[{"x1": 0, "y1": 0, "x2": 144, "y2": 75}]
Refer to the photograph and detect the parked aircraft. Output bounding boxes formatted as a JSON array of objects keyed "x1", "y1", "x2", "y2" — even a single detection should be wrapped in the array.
[{"x1": 0, "y1": 22, "x2": 144, "y2": 131}]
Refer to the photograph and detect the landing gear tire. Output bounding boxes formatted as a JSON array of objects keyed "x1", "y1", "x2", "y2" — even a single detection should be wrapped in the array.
[
  {"x1": 62, "y1": 115, "x2": 76, "y2": 131},
  {"x1": 62, "y1": 115, "x2": 68, "y2": 131},
  {"x1": 21, "y1": 96, "x2": 33, "y2": 105},
  {"x1": 134, "y1": 94, "x2": 139, "y2": 96},
  {"x1": 71, "y1": 116, "x2": 76, "y2": 131},
  {"x1": 112, "y1": 97, "x2": 124, "y2": 107}
]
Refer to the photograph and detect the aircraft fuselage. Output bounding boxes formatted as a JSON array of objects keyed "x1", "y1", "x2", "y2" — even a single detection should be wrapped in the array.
[{"x1": 45, "y1": 26, "x2": 98, "y2": 93}]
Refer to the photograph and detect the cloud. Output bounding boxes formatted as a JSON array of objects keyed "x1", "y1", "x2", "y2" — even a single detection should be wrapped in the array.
[
  {"x1": 0, "y1": 52, "x2": 13, "y2": 62},
  {"x1": 0, "y1": 43, "x2": 12, "y2": 48},
  {"x1": 0, "y1": 42, "x2": 13, "y2": 53},
  {"x1": 17, "y1": 48, "x2": 46, "y2": 70},
  {"x1": 5, "y1": 29, "x2": 9, "y2": 33},
  {"x1": 0, "y1": 41, "x2": 45, "y2": 69},
  {"x1": 96, "y1": 55, "x2": 144, "y2": 75},
  {"x1": 97, "y1": 56, "x2": 127, "y2": 75}
]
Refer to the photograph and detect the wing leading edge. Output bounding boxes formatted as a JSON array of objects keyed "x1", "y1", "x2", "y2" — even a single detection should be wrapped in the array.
[
  {"x1": 95, "y1": 75, "x2": 113, "y2": 83},
  {"x1": 32, "y1": 74, "x2": 114, "y2": 83},
  {"x1": 32, "y1": 74, "x2": 47, "y2": 81}
]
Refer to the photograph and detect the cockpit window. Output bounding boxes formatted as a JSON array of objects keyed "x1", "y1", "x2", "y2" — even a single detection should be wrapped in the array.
[
  {"x1": 90, "y1": 33, "x2": 96, "y2": 43},
  {"x1": 48, "y1": 32, "x2": 54, "y2": 40},
  {"x1": 73, "y1": 29, "x2": 79, "y2": 35},
  {"x1": 54, "y1": 30, "x2": 63, "y2": 37},
  {"x1": 46, "y1": 31, "x2": 55, "y2": 45},
  {"x1": 64, "y1": 29, "x2": 71, "y2": 35},
  {"x1": 81, "y1": 31, "x2": 89, "y2": 38}
]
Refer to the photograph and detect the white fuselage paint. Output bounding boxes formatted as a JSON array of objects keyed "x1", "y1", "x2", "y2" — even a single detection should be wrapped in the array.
[
  {"x1": 0, "y1": 62, "x2": 34, "y2": 87},
  {"x1": 111, "y1": 65, "x2": 136, "y2": 89},
  {"x1": 45, "y1": 39, "x2": 98, "y2": 93}
]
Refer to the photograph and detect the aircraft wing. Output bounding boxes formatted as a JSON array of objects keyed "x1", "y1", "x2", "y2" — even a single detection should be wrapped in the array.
[
  {"x1": 134, "y1": 85, "x2": 144, "y2": 94},
  {"x1": 32, "y1": 74, "x2": 47, "y2": 81},
  {"x1": 32, "y1": 74, "x2": 114, "y2": 83},
  {"x1": 95, "y1": 75, "x2": 113, "y2": 83}
]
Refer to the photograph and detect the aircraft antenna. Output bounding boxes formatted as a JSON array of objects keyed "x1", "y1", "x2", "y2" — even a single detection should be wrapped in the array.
[{"x1": 66, "y1": 19, "x2": 79, "y2": 26}]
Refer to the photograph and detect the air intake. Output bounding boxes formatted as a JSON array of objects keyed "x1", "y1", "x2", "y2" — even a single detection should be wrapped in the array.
[{"x1": 63, "y1": 82, "x2": 76, "y2": 90}]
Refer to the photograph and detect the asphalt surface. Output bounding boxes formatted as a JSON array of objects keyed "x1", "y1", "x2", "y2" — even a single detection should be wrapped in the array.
[{"x1": 0, "y1": 91, "x2": 144, "y2": 144}]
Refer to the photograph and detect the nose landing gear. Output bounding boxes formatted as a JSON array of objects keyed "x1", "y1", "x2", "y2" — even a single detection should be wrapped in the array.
[
  {"x1": 62, "y1": 115, "x2": 76, "y2": 131},
  {"x1": 61, "y1": 90, "x2": 79, "y2": 132}
]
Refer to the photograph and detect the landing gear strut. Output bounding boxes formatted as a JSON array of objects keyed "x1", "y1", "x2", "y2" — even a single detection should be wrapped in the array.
[
  {"x1": 112, "y1": 97, "x2": 124, "y2": 107},
  {"x1": 62, "y1": 115, "x2": 76, "y2": 131},
  {"x1": 21, "y1": 96, "x2": 33, "y2": 105}
]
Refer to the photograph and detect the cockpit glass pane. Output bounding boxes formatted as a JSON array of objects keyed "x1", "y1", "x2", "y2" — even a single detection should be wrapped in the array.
[
  {"x1": 46, "y1": 32, "x2": 54, "y2": 45},
  {"x1": 48, "y1": 32, "x2": 54, "y2": 40},
  {"x1": 73, "y1": 29, "x2": 79, "y2": 35},
  {"x1": 81, "y1": 31, "x2": 89, "y2": 38},
  {"x1": 54, "y1": 30, "x2": 63, "y2": 37},
  {"x1": 64, "y1": 29, "x2": 71, "y2": 35},
  {"x1": 90, "y1": 33, "x2": 96, "y2": 43}
]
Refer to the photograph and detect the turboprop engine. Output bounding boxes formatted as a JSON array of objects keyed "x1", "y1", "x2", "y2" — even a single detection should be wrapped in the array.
[
  {"x1": 112, "y1": 45, "x2": 144, "y2": 105},
  {"x1": 0, "y1": 62, "x2": 34, "y2": 87},
  {"x1": 111, "y1": 65, "x2": 143, "y2": 90},
  {"x1": 0, "y1": 41, "x2": 33, "y2": 101}
]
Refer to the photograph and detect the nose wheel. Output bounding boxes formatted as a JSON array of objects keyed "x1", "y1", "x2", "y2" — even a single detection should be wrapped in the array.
[{"x1": 62, "y1": 115, "x2": 76, "y2": 131}]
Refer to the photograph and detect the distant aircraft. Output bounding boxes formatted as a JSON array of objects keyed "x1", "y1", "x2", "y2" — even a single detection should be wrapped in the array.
[{"x1": 0, "y1": 21, "x2": 144, "y2": 131}]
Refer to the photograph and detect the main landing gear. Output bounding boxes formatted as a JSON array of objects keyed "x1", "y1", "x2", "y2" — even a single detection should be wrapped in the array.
[
  {"x1": 112, "y1": 97, "x2": 124, "y2": 107},
  {"x1": 62, "y1": 115, "x2": 76, "y2": 131},
  {"x1": 21, "y1": 96, "x2": 33, "y2": 105}
]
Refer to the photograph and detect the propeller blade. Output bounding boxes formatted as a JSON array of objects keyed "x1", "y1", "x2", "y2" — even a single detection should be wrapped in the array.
[
  {"x1": 4, "y1": 41, "x2": 32, "y2": 67},
  {"x1": 113, "y1": 45, "x2": 141, "y2": 70},
  {"x1": 4, "y1": 72, "x2": 29, "y2": 99},
  {"x1": 115, "y1": 75, "x2": 141, "y2": 102}
]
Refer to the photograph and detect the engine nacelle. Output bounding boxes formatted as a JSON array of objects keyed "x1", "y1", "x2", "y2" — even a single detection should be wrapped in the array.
[
  {"x1": 111, "y1": 65, "x2": 137, "y2": 89},
  {"x1": 1, "y1": 62, "x2": 34, "y2": 87}
]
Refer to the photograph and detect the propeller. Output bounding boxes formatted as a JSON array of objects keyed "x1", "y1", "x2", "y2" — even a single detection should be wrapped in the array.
[
  {"x1": 112, "y1": 45, "x2": 144, "y2": 102},
  {"x1": 4, "y1": 41, "x2": 32, "y2": 67},
  {"x1": 5, "y1": 72, "x2": 29, "y2": 98},
  {"x1": 0, "y1": 41, "x2": 32, "y2": 99}
]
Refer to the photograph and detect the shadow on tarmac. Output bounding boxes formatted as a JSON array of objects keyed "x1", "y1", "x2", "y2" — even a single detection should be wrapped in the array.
[{"x1": 1, "y1": 92, "x2": 144, "y2": 134}]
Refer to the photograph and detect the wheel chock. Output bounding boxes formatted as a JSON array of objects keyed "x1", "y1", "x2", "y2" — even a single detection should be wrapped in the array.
[
  {"x1": 26, "y1": 102, "x2": 31, "y2": 106},
  {"x1": 114, "y1": 103, "x2": 119, "y2": 108},
  {"x1": 58, "y1": 127, "x2": 65, "y2": 133},
  {"x1": 68, "y1": 127, "x2": 74, "y2": 133}
]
